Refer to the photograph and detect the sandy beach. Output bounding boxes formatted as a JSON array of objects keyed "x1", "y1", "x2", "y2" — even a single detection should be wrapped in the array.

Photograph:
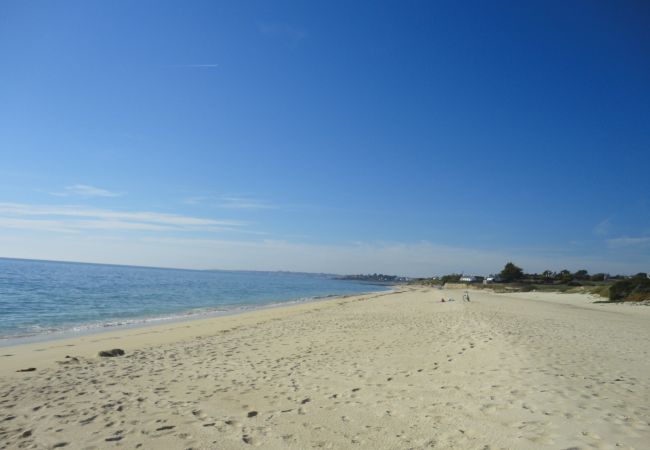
[{"x1": 1, "y1": 287, "x2": 649, "y2": 449}]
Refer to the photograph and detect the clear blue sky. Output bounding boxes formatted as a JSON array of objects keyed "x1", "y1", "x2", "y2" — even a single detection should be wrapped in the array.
[{"x1": 1, "y1": 1, "x2": 648, "y2": 276}]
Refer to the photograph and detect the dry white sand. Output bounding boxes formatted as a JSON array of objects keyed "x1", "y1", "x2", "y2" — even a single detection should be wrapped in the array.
[{"x1": 1, "y1": 287, "x2": 649, "y2": 449}]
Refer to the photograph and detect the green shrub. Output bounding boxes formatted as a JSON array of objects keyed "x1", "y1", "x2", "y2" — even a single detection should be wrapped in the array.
[
  {"x1": 627, "y1": 292, "x2": 650, "y2": 302},
  {"x1": 589, "y1": 285, "x2": 610, "y2": 298},
  {"x1": 440, "y1": 273, "x2": 461, "y2": 284},
  {"x1": 609, "y1": 277, "x2": 650, "y2": 301}
]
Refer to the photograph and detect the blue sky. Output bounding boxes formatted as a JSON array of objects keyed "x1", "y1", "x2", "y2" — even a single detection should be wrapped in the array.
[{"x1": 1, "y1": 1, "x2": 648, "y2": 276}]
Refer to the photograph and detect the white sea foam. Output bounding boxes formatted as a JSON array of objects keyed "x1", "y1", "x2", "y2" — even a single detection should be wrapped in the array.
[{"x1": 0, "y1": 288, "x2": 389, "y2": 347}]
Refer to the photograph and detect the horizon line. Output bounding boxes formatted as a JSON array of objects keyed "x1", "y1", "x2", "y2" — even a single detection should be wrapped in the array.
[
  {"x1": 0, "y1": 256, "x2": 342, "y2": 277},
  {"x1": 0, "y1": 255, "x2": 641, "y2": 278}
]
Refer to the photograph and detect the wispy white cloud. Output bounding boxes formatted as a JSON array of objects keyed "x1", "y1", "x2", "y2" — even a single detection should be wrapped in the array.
[
  {"x1": 168, "y1": 64, "x2": 219, "y2": 68},
  {"x1": 184, "y1": 195, "x2": 276, "y2": 210},
  {"x1": 0, "y1": 228, "x2": 643, "y2": 276},
  {"x1": 183, "y1": 196, "x2": 208, "y2": 205},
  {"x1": 0, "y1": 202, "x2": 247, "y2": 234},
  {"x1": 0, "y1": 217, "x2": 175, "y2": 233},
  {"x1": 48, "y1": 184, "x2": 123, "y2": 198},
  {"x1": 593, "y1": 218, "x2": 612, "y2": 236},
  {"x1": 0, "y1": 218, "x2": 78, "y2": 234},
  {"x1": 606, "y1": 236, "x2": 650, "y2": 248},
  {"x1": 0, "y1": 202, "x2": 646, "y2": 275},
  {"x1": 215, "y1": 196, "x2": 276, "y2": 210}
]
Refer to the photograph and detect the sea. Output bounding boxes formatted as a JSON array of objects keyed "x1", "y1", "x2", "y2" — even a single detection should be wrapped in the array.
[{"x1": 0, "y1": 258, "x2": 388, "y2": 345}]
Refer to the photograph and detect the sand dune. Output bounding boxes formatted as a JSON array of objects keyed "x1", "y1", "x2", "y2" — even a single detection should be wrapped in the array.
[{"x1": 1, "y1": 288, "x2": 649, "y2": 449}]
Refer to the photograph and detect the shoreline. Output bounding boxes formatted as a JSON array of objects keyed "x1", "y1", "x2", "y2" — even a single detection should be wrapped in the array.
[
  {"x1": 0, "y1": 288, "x2": 400, "y2": 378},
  {"x1": 1, "y1": 287, "x2": 648, "y2": 449},
  {"x1": 0, "y1": 287, "x2": 393, "y2": 349}
]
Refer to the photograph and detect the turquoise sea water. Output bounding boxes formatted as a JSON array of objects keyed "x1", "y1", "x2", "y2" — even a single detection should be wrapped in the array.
[{"x1": 0, "y1": 258, "x2": 388, "y2": 342}]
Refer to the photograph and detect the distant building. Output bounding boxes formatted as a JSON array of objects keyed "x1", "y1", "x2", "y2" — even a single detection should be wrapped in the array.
[{"x1": 460, "y1": 275, "x2": 476, "y2": 283}]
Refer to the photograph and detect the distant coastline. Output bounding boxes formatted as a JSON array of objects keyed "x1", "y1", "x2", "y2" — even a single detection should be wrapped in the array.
[{"x1": 336, "y1": 273, "x2": 410, "y2": 285}]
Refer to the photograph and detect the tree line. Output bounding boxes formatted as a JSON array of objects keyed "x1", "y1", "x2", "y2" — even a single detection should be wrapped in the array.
[
  {"x1": 425, "y1": 262, "x2": 649, "y2": 302},
  {"x1": 495, "y1": 262, "x2": 648, "y2": 302},
  {"x1": 497, "y1": 262, "x2": 635, "y2": 284}
]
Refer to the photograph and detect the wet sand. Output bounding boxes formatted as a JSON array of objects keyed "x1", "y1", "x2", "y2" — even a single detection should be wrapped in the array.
[{"x1": 1, "y1": 287, "x2": 649, "y2": 449}]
